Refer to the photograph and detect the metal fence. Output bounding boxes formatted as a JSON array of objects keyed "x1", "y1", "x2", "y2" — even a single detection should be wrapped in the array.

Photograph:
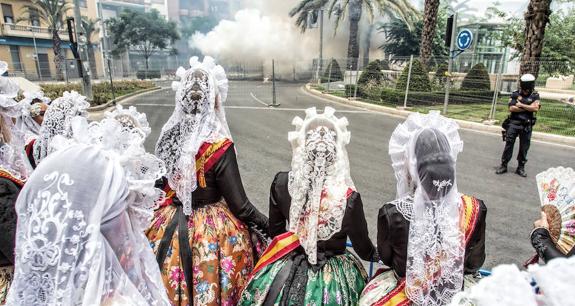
[
  {"x1": 6, "y1": 54, "x2": 574, "y2": 136},
  {"x1": 312, "y1": 56, "x2": 575, "y2": 137}
]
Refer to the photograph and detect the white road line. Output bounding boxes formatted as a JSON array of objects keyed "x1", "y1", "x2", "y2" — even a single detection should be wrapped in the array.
[
  {"x1": 132, "y1": 103, "x2": 372, "y2": 114},
  {"x1": 225, "y1": 105, "x2": 373, "y2": 113},
  {"x1": 249, "y1": 92, "x2": 270, "y2": 106}
]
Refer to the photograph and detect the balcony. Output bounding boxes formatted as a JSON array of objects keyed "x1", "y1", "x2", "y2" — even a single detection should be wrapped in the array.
[{"x1": 1, "y1": 23, "x2": 70, "y2": 40}]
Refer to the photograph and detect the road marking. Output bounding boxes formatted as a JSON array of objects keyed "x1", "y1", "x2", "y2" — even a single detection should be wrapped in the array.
[
  {"x1": 225, "y1": 105, "x2": 373, "y2": 114},
  {"x1": 131, "y1": 103, "x2": 372, "y2": 114},
  {"x1": 249, "y1": 92, "x2": 270, "y2": 106}
]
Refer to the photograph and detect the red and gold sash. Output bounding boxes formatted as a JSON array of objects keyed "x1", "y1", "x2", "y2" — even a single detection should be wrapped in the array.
[
  {"x1": 252, "y1": 232, "x2": 301, "y2": 275},
  {"x1": 159, "y1": 139, "x2": 232, "y2": 208},
  {"x1": 375, "y1": 195, "x2": 481, "y2": 306},
  {"x1": 250, "y1": 187, "x2": 355, "y2": 277},
  {"x1": 0, "y1": 169, "x2": 24, "y2": 187}
]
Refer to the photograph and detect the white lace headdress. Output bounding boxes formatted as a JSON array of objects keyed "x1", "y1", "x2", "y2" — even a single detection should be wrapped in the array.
[
  {"x1": 16, "y1": 91, "x2": 51, "y2": 143},
  {"x1": 287, "y1": 106, "x2": 353, "y2": 265},
  {"x1": 0, "y1": 61, "x2": 27, "y2": 180},
  {"x1": 389, "y1": 111, "x2": 465, "y2": 306},
  {"x1": 155, "y1": 56, "x2": 230, "y2": 215},
  {"x1": 32, "y1": 90, "x2": 89, "y2": 166},
  {"x1": 0, "y1": 61, "x2": 22, "y2": 119},
  {"x1": 450, "y1": 256, "x2": 575, "y2": 306},
  {"x1": 7, "y1": 144, "x2": 170, "y2": 306},
  {"x1": 449, "y1": 264, "x2": 536, "y2": 306}
]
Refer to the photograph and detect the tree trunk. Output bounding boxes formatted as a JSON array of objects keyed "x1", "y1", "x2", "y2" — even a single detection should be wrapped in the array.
[
  {"x1": 52, "y1": 31, "x2": 65, "y2": 81},
  {"x1": 347, "y1": 0, "x2": 362, "y2": 71},
  {"x1": 420, "y1": 0, "x2": 440, "y2": 67},
  {"x1": 87, "y1": 43, "x2": 98, "y2": 79},
  {"x1": 362, "y1": 22, "x2": 375, "y2": 68},
  {"x1": 519, "y1": 0, "x2": 552, "y2": 78}
]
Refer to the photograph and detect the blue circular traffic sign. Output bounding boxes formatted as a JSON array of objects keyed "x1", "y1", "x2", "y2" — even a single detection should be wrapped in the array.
[{"x1": 456, "y1": 29, "x2": 473, "y2": 50}]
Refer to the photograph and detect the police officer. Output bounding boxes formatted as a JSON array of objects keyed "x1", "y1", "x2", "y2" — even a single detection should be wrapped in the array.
[{"x1": 495, "y1": 74, "x2": 541, "y2": 177}]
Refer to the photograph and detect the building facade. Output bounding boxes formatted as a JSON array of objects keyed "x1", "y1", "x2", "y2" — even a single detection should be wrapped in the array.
[{"x1": 0, "y1": 0, "x2": 104, "y2": 80}]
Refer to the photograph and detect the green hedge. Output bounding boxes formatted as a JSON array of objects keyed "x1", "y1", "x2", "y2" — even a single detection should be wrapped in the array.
[
  {"x1": 378, "y1": 88, "x2": 494, "y2": 106},
  {"x1": 396, "y1": 59, "x2": 431, "y2": 92},
  {"x1": 461, "y1": 63, "x2": 490, "y2": 91},
  {"x1": 321, "y1": 59, "x2": 343, "y2": 83},
  {"x1": 358, "y1": 60, "x2": 387, "y2": 87},
  {"x1": 41, "y1": 80, "x2": 156, "y2": 106},
  {"x1": 136, "y1": 70, "x2": 161, "y2": 79}
]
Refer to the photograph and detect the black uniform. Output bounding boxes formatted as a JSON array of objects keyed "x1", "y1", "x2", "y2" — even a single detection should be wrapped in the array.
[{"x1": 501, "y1": 90, "x2": 540, "y2": 167}]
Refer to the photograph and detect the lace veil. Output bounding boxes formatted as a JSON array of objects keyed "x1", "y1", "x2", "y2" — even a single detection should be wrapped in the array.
[
  {"x1": 0, "y1": 61, "x2": 28, "y2": 180},
  {"x1": 389, "y1": 111, "x2": 465, "y2": 305},
  {"x1": 450, "y1": 256, "x2": 575, "y2": 306},
  {"x1": 155, "y1": 56, "x2": 230, "y2": 215},
  {"x1": 7, "y1": 106, "x2": 169, "y2": 305},
  {"x1": 287, "y1": 107, "x2": 353, "y2": 265},
  {"x1": 16, "y1": 91, "x2": 51, "y2": 143},
  {"x1": 32, "y1": 90, "x2": 89, "y2": 166}
]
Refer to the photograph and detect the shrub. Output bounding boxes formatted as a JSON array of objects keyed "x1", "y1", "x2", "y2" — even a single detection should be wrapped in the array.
[
  {"x1": 380, "y1": 88, "x2": 494, "y2": 106},
  {"x1": 358, "y1": 60, "x2": 385, "y2": 87},
  {"x1": 396, "y1": 59, "x2": 431, "y2": 92},
  {"x1": 345, "y1": 84, "x2": 358, "y2": 97},
  {"x1": 136, "y1": 70, "x2": 161, "y2": 79},
  {"x1": 41, "y1": 80, "x2": 156, "y2": 106},
  {"x1": 461, "y1": 63, "x2": 491, "y2": 91},
  {"x1": 434, "y1": 63, "x2": 449, "y2": 87},
  {"x1": 322, "y1": 59, "x2": 343, "y2": 82}
]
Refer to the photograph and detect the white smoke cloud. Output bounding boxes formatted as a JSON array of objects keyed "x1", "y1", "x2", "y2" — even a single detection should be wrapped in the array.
[
  {"x1": 191, "y1": 0, "x2": 387, "y2": 66},
  {"x1": 192, "y1": 9, "x2": 315, "y2": 63}
]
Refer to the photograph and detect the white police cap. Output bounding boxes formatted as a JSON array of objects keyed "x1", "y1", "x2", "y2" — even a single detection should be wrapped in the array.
[{"x1": 520, "y1": 74, "x2": 536, "y2": 82}]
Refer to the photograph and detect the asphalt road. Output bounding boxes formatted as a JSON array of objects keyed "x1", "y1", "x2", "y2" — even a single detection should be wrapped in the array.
[{"x1": 119, "y1": 80, "x2": 575, "y2": 268}]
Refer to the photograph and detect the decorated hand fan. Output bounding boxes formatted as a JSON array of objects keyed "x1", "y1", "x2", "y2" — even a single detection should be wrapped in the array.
[{"x1": 536, "y1": 167, "x2": 575, "y2": 255}]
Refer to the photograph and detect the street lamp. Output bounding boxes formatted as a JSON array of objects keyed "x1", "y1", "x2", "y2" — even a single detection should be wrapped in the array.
[{"x1": 29, "y1": 26, "x2": 42, "y2": 81}]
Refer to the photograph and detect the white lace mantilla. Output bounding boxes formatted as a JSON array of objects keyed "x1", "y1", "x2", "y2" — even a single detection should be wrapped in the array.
[{"x1": 287, "y1": 107, "x2": 353, "y2": 265}]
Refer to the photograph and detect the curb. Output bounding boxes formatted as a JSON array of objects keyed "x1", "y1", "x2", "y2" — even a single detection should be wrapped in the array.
[
  {"x1": 304, "y1": 84, "x2": 575, "y2": 147},
  {"x1": 87, "y1": 87, "x2": 162, "y2": 112}
]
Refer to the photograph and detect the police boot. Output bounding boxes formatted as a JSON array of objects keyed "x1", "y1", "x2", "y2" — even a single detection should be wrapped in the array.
[
  {"x1": 515, "y1": 165, "x2": 527, "y2": 177},
  {"x1": 495, "y1": 164, "x2": 508, "y2": 175}
]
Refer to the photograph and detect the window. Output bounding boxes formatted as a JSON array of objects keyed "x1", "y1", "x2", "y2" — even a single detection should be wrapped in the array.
[
  {"x1": 9, "y1": 46, "x2": 22, "y2": 72},
  {"x1": 29, "y1": 8, "x2": 40, "y2": 27},
  {"x1": 1, "y1": 3, "x2": 14, "y2": 24},
  {"x1": 79, "y1": 0, "x2": 87, "y2": 8}
]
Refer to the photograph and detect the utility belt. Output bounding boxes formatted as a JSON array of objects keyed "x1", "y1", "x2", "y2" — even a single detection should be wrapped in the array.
[{"x1": 501, "y1": 116, "x2": 536, "y2": 141}]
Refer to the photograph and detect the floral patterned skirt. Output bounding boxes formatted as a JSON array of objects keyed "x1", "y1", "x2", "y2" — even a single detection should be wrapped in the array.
[
  {"x1": 0, "y1": 266, "x2": 13, "y2": 305},
  {"x1": 239, "y1": 251, "x2": 368, "y2": 306},
  {"x1": 359, "y1": 270, "x2": 481, "y2": 306},
  {"x1": 146, "y1": 201, "x2": 254, "y2": 306}
]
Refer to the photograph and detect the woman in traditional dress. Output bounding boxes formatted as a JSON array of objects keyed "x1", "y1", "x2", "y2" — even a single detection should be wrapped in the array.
[
  {"x1": 24, "y1": 90, "x2": 89, "y2": 169},
  {"x1": 16, "y1": 91, "x2": 50, "y2": 144},
  {"x1": 6, "y1": 107, "x2": 170, "y2": 305},
  {"x1": 359, "y1": 111, "x2": 487, "y2": 306},
  {"x1": 146, "y1": 56, "x2": 269, "y2": 306},
  {"x1": 0, "y1": 63, "x2": 27, "y2": 305},
  {"x1": 239, "y1": 106, "x2": 378, "y2": 306}
]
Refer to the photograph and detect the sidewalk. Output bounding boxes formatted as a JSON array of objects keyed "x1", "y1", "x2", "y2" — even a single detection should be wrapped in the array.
[{"x1": 304, "y1": 84, "x2": 575, "y2": 147}]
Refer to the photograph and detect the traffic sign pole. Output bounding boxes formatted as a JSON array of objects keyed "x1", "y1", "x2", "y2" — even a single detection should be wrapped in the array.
[{"x1": 443, "y1": 13, "x2": 458, "y2": 115}]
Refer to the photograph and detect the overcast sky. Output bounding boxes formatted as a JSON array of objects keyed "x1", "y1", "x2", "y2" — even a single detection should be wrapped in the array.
[{"x1": 413, "y1": 0, "x2": 573, "y2": 18}]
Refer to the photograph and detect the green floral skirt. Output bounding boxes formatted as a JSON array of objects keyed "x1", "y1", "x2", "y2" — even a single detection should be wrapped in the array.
[{"x1": 239, "y1": 251, "x2": 368, "y2": 306}]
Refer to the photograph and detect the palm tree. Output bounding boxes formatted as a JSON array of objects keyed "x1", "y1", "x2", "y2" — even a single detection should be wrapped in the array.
[
  {"x1": 419, "y1": 0, "x2": 440, "y2": 67},
  {"x1": 82, "y1": 17, "x2": 100, "y2": 78},
  {"x1": 290, "y1": 0, "x2": 418, "y2": 70},
  {"x1": 19, "y1": 0, "x2": 70, "y2": 80},
  {"x1": 519, "y1": 0, "x2": 552, "y2": 78}
]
